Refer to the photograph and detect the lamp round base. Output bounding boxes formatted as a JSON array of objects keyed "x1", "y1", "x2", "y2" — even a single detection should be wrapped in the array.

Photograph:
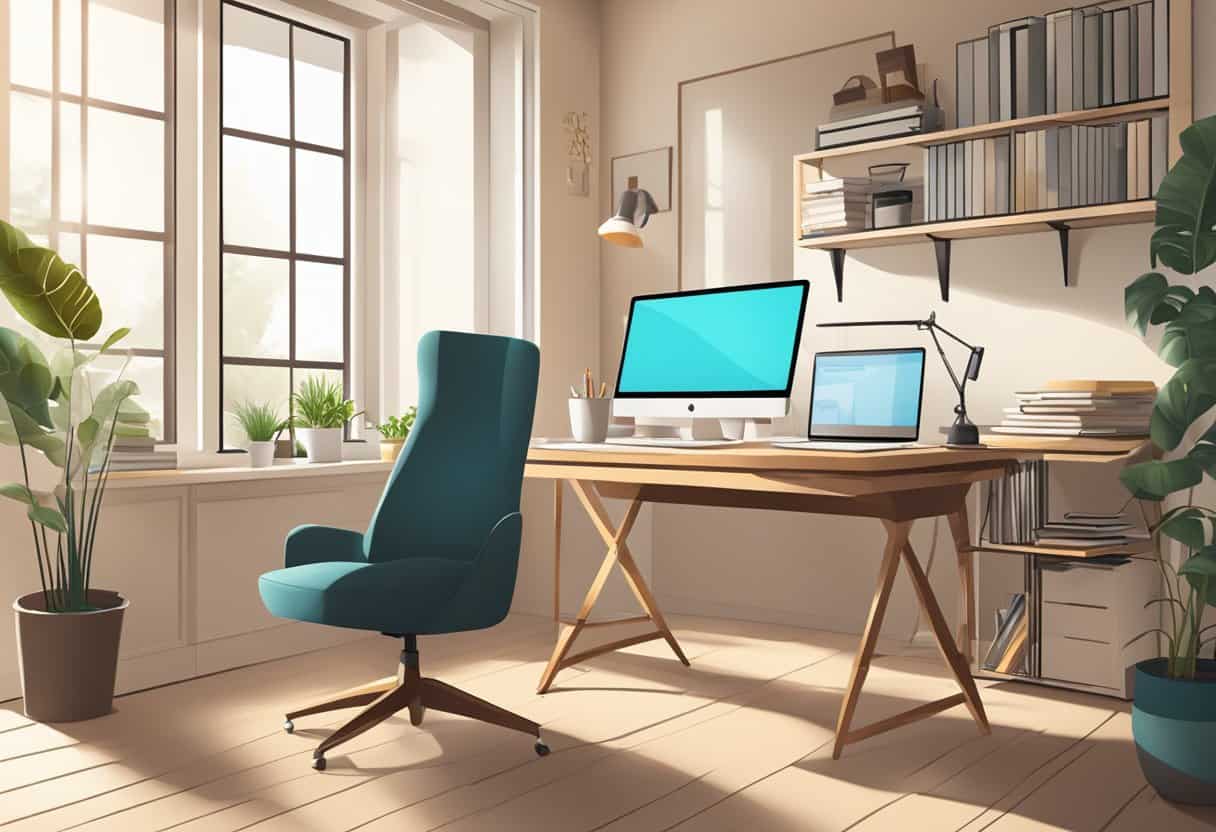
[{"x1": 946, "y1": 423, "x2": 980, "y2": 446}]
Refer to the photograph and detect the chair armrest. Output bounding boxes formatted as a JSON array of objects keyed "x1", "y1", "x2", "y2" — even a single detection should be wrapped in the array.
[
  {"x1": 284, "y1": 525, "x2": 366, "y2": 568},
  {"x1": 445, "y1": 512, "x2": 523, "y2": 628}
]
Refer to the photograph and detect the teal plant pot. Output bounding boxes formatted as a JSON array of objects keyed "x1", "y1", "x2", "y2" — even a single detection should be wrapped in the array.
[{"x1": 1132, "y1": 658, "x2": 1216, "y2": 804}]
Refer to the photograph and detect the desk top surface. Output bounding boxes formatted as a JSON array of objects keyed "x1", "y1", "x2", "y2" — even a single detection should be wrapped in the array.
[{"x1": 526, "y1": 435, "x2": 1145, "y2": 475}]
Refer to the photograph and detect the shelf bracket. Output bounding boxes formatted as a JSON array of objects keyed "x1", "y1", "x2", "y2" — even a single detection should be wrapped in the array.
[
  {"x1": 927, "y1": 235, "x2": 951, "y2": 301},
  {"x1": 1047, "y1": 221, "x2": 1071, "y2": 286},
  {"x1": 828, "y1": 248, "x2": 846, "y2": 302}
]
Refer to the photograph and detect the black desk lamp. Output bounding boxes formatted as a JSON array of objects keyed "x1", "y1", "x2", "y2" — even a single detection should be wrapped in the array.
[{"x1": 818, "y1": 312, "x2": 985, "y2": 446}]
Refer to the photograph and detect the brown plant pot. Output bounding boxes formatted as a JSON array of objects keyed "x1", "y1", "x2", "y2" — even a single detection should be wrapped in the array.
[
  {"x1": 380, "y1": 439, "x2": 405, "y2": 462},
  {"x1": 14, "y1": 590, "x2": 128, "y2": 723}
]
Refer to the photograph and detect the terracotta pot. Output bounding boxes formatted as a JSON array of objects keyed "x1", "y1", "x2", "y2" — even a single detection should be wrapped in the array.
[
  {"x1": 380, "y1": 439, "x2": 404, "y2": 462},
  {"x1": 14, "y1": 590, "x2": 128, "y2": 722}
]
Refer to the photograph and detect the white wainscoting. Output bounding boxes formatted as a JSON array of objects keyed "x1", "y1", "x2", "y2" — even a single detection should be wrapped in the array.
[{"x1": 0, "y1": 465, "x2": 392, "y2": 703}]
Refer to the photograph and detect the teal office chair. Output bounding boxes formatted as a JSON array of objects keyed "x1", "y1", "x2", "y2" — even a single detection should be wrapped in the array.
[{"x1": 258, "y1": 330, "x2": 545, "y2": 770}]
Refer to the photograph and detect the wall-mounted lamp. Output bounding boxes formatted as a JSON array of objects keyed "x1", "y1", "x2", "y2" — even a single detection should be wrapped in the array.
[{"x1": 598, "y1": 176, "x2": 658, "y2": 248}]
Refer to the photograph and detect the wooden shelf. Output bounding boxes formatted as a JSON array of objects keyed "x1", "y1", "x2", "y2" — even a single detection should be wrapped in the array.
[
  {"x1": 968, "y1": 541, "x2": 1151, "y2": 560},
  {"x1": 796, "y1": 200, "x2": 1155, "y2": 251},
  {"x1": 795, "y1": 98, "x2": 1169, "y2": 163}
]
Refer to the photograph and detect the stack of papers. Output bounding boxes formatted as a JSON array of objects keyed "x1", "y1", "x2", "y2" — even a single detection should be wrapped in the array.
[
  {"x1": 1034, "y1": 511, "x2": 1149, "y2": 549},
  {"x1": 993, "y1": 379, "x2": 1154, "y2": 437}
]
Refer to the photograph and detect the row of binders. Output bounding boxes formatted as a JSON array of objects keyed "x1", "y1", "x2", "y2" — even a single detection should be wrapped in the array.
[
  {"x1": 984, "y1": 460, "x2": 1049, "y2": 546},
  {"x1": 957, "y1": 1, "x2": 1169, "y2": 128},
  {"x1": 924, "y1": 115, "x2": 1165, "y2": 222}
]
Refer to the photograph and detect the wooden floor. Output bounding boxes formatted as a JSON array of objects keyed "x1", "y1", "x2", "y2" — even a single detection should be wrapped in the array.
[{"x1": 2, "y1": 613, "x2": 1214, "y2": 832}]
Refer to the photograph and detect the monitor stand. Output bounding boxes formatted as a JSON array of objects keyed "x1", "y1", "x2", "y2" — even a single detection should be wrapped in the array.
[{"x1": 670, "y1": 418, "x2": 770, "y2": 442}]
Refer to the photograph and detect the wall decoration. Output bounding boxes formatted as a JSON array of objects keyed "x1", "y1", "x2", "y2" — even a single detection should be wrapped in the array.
[
  {"x1": 563, "y1": 111, "x2": 591, "y2": 196},
  {"x1": 610, "y1": 147, "x2": 672, "y2": 214}
]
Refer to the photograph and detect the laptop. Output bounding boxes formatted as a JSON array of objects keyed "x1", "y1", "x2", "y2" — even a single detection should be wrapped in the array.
[{"x1": 774, "y1": 348, "x2": 927, "y2": 452}]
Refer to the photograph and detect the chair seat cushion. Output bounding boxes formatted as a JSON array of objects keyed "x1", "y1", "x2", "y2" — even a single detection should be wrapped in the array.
[{"x1": 258, "y1": 557, "x2": 473, "y2": 634}]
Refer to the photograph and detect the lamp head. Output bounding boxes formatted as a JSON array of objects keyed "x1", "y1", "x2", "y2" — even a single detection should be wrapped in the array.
[{"x1": 599, "y1": 186, "x2": 659, "y2": 248}]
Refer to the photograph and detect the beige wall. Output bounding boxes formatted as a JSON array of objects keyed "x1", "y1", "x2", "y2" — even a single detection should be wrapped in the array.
[{"x1": 588, "y1": 0, "x2": 1215, "y2": 640}]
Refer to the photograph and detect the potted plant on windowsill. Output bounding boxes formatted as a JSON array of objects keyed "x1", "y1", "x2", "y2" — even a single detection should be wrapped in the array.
[
  {"x1": 0, "y1": 220, "x2": 138, "y2": 722},
  {"x1": 230, "y1": 400, "x2": 287, "y2": 468},
  {"x1": 291, "y1": 376, "x2": 361, "y2": 464},
  {"x1": 1121, "y1": 113, "x2": 1216, "y2": 805},
  {"x1": 375, "y1": 407, "x2": 416, "y2": 462}
]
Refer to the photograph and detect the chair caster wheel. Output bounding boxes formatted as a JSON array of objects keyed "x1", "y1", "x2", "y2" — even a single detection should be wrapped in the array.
[
  {"x1": 534, "y1": 741, "x2": 550, "y2": 757},
  {"x1": 312, "y1": 755, "x2": 326, "y2": 771},
  {"x1": 283, "y1": 720, "x2": 294, "y2": 734}
]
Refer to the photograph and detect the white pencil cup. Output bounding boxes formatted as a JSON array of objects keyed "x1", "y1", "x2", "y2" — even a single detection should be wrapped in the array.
[{"x1": 569, "y1": 398, "x2": 612, "y2": 443}]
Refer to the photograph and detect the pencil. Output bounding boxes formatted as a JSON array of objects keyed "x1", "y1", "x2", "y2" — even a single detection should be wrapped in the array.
[
  {"x1": 598, "y1": 381, "x2": 607, "y2": 399},
  {"x1": 584, "y1": 368, "x2": 593, "y2": 398},
  {"x1": 570, "y1": 385, "x2": 580, "y2": 398}
]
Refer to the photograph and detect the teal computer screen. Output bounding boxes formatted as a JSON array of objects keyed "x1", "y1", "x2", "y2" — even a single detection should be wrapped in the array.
[
  {"x1": 616, "y1": 282, "x2": 807, "y2": 395},
  {"x1": 809, "y1": 350, "x2": 925, "y2": 438}
]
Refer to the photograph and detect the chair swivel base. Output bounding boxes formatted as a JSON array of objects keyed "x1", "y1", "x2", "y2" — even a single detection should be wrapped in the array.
[{"x1": 283, "y1": 636, "x2": 548, "y2": 770}]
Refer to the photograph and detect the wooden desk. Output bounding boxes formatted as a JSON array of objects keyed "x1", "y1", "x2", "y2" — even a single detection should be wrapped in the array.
[{"x1": 524, "y1": 438, "x2": 1141, "y2": 758}]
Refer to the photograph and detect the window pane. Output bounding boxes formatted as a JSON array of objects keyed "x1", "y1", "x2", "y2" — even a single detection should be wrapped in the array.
[
  {"x1": 59, "y1": 233, "x2": 82, "y2": 268},
  {"x1": 294, "y1": 367, "x2": 344, "y2": 407},
  {"x1": 89, "y1": 0, "x2": 165, "y2": 111},
  {"x1": 222, "y1": 254, "x2": 288, "y2": 359},
  {"x1": 10, "y1": 0, "x2": 51, "y2": 90},
  {"x1": 223, "y1": 364, "x2": 289, "y2": 449},
  {"x1": 87, "y1": 235, "x2": 164, "y2": 349},
  {"x1": 91, "y1": 354, "x2": 165, "y2": 441},
  {"x1": 293, "y1": 28, "x2": 344, "y2": 149},
  {"x1": 61, "y1": 0, "x2": 83, "y2": 96},
  {"x1": 60, "y1": 102, "x2": 83, "y2": 223},
  {"x1": 88, "y1": 107, "x2": 165, "y2": 231},
  {"x1": 222, "y1": 136, "x2": 289, "y2": 250},
  {"x1": 295, "y1": 150, "x2": 343, "y2": 257},
  {"x1": 222, "y1": 4, "x2": 289, "y2": 138},
  {"x1": 9, "y1": 92, "x2": 52, "y2": 226},
  {"x1": 295, "y1": 261, "x2": 343, "y2": 362}
]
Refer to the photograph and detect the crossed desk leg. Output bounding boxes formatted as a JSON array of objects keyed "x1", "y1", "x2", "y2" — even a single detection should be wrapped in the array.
[
  {"x1": 832, "y1": 516, "x2": 990, "y2": 759},
  {"x1": 537, "y1": 480, "x2": 690, "y2": 694}
]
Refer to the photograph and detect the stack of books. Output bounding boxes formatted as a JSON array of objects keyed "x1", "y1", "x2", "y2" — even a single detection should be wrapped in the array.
[
  {"x1": 955, "y1": 2, "x2": 1168, "y2": 128},
  {"x1": 800, "y1": 176, "x2": 870, "y2": 237},
  {"x1": 1034, "y1": 511, "x2": 1149, "y2": 550},
  {"x1": 983, "y1": 593, "x2": 1029, "y2": 674},
  {"x1": 814, "y1": 104, "x2": 943, "y2": 151},
  {"x1": 107, "y1": 399, "x2": 177, "y2": 473},
  {"x1": 993, "y1": 379, "x2": 1155, "y2": 437}
]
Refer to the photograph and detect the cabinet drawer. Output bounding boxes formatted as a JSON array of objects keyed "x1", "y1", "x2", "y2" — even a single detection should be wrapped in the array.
[
  {"x1": 1041, "y1": 563, "x2": 1116, "y2": 607},
  {"x1": 1042, "y1": 601, "x2": 1113, "y2": 643},
  {"x1": 1042, "y1": 635, "x2": 1118, "y2": 689}
]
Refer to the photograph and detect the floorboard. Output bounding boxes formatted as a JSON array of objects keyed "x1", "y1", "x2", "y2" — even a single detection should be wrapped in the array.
[{"x1": 0, "y1": 613, "x2": 1211, "y2": 832}]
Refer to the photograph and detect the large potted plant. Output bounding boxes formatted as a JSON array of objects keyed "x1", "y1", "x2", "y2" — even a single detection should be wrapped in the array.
[
  {"x1": 291, "y1": 375, "x2": 360, "y2": 463},
  {"x1": 0, "y1": 220, "x2": 138, "y2": 722},
  {"x1": 1121, "y1": 113, "x2": 1216, "y2": 805}
]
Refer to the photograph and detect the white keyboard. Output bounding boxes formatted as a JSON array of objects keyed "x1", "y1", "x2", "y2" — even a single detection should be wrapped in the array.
[{"x1": 772, "y1": 441, "x2": 920, "y2": 452}]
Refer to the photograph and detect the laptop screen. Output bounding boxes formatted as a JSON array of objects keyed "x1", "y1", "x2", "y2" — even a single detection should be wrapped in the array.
[{"x1": 809, "y1": 349, "x2": 926, "y2": 440}]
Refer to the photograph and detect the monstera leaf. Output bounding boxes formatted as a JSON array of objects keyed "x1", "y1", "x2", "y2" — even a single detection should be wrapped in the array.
[
  {"x1": 1126, "y1": 272, "x2": 1195, "y2": 336},
  {"x1": 0, "y1": 219, "x2": 102, "y2": 341},
  {"x1": 1157, "y1": 289, "x2": 1216, "y2": 367},
  {"x1": 1150, "y1": 114, "x2": 1216, "y2": 275},
  {"x1": 1149, "y1": 358, "x2": 1216, "y2": 451},
  {"x1": 0, "y1": 327, "x2": 55, "y2": 428}
]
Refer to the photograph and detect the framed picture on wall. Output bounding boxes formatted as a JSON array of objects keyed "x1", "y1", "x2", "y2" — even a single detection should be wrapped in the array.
[{"x1": 610, "y1": 147, "x2": 672, "y2": 213}]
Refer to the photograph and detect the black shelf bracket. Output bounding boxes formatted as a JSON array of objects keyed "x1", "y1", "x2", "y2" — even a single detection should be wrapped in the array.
[
  {"x1": 828, "y1": 248, "x2": 846, "y2": 301},
  {"x1": 1046, "y1": 221, "x2": 1071, "y2": 286},
  {"x1": 927, "y1": 235, "x2": 951, "y2": 301}
]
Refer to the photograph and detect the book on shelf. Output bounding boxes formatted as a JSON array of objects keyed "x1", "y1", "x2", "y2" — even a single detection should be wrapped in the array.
[
  {"x1": 815, "y1": 106, "x2": 942, "y2": 150},
  {"x1": 996, "y1": 380, "x2": 1154, "y2": 437},
  {"x1": 983, "y1": 593, "x2": 1028, "y2": 673},
  {"x1": 985, "y1": 460, "x2": 1048, "y2": 545},
  {"x1": 1043, "y1": 379, "x2": 1157, "y2": 394}
]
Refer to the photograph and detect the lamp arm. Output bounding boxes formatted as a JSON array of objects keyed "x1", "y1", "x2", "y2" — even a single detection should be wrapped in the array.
[
  {"x1": 926, "y1": 324, "x2": 965, "y2": 398},
  {"x1": 923, "y1": 318, "x2": 975, "y2": 351}
]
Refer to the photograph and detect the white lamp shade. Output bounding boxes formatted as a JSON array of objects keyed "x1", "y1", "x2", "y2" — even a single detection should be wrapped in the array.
[{"x1": 597, "y1": 217, "x2": 643, "y2": 247}]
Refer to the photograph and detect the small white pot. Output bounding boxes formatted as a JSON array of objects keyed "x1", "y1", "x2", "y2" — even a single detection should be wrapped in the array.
[
  {"x1": 248, "y1": 441, "x2": 275, "y2": 468},
  {"x1": 296, "y1": 427, "x2": 343, "y2": 463},
  {"x1": 568, "y1": 398, "x2": 612, "y2": 443}
]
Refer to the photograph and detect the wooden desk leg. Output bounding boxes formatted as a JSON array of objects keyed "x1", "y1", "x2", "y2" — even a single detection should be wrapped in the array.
[
  {"x1": 833, "y1": 518, "x2": 990, "y2": 760},
  {"x1": 947, "y1": 509, "x2": 976, "y2": 663},
  {"x1": 536, "y1": 480, "x2": 690, "y2": 694},
  {"x1": 833, "y1": 520, "x2": 908, "y2": 759},
  {"x1": 553, "y1": 480, "x2": 563, "y2": 623},
  {"x1": 901, "y1": 540, "x2": 990, "y2": 735}
]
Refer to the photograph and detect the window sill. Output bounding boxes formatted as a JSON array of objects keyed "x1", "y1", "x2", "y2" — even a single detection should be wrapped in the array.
[{"x1": 106, "y1": 459, "x2": 394, "y2": 490}]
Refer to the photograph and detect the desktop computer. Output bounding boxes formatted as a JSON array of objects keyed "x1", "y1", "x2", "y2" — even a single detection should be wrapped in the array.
[{"x1": 611, "y1": 280, "x2": 808, "y2": 442}]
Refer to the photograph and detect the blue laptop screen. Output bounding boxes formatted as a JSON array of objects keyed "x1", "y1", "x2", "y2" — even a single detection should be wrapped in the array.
[
  {"x1": 616, "y1": 283, "x2": 807, "y2": 396},
  {"x1": 809, "y1": 350, "x2": 925, "y2": 439}
]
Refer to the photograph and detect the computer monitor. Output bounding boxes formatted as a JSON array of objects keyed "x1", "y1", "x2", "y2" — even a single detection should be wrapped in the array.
[
  {"x1": 613, "y1": 280, "x2": 809, "y2": 422},
  {"x1": 808, "y1": 348, "x2": 926, "y2": 441}
]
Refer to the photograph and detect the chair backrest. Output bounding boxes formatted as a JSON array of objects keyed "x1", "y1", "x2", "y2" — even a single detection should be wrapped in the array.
[{"x1": 363, "y1": 330, "x2": 540, "y2": 564}]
